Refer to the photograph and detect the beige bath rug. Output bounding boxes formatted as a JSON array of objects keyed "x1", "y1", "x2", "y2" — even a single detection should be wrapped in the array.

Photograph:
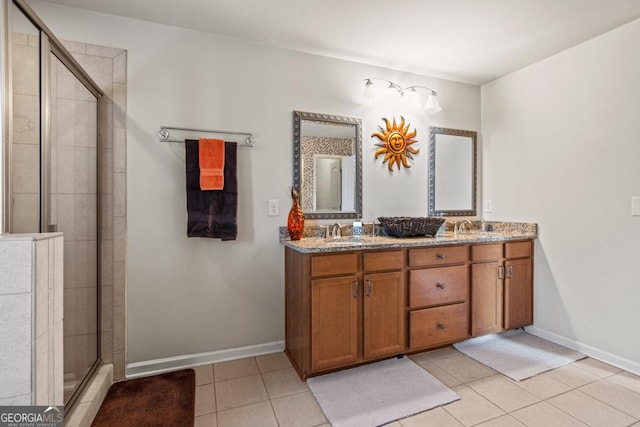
[
  {"x1": 454, "y1": 329, "x2": 586, "y2": 381},
  {"x1": 307, "y1": 356, "x2": 459, "y2": 427}
]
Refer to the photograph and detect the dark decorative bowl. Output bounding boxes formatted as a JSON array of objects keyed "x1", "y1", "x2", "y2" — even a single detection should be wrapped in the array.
[{"x1": 377, "y1": 216, "x2": 446, "y2": 237}]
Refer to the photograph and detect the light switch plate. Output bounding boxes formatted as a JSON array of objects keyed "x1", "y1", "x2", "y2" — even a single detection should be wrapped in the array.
[
  {"x1": 632, "y1": 196, "x2": 640, "y2": 216},
  {"x1": 268, "y1": 199, "x2": 280, "y2": 216},
  {"x1": 484, "y1": 199, "x2": 493, "y2": 213}
]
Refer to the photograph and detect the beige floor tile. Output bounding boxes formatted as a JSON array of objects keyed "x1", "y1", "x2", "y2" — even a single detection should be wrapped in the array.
[
  {"x1": 432, "y1": 353, "x2": 496, "y2": 383},
  {"x1": 418, "y1": 360, "x2": 463, "y2": 387},
  {"x1": 262, "y1": 367, "x2": 309, "y2": 398},
  {"x1": 409, "y1": 346, "x2": 459, "y2": 363},
  {"x1": 271, "y1": 391, "x2": 327, "y2": 427},
  {"x1": 194, "y1": 412, "x2": 217, "y2": 427},
  {"x1": 467, "y1": 375, "x2": 539, "y2": 412},
  {"x1": 256, "y1": 352, "x2": 293, "y2": 373},
  {"x1": 548, "y1": 389, "x2": 636, "y2": 427},
  {"x1": 546, "y1": 364, "x2": 600, "y2": 388},
  {"x1": 195, "y1": 383, "x2": 216, "y2": 416},
  {"x1": 609, "y1": 371, "x2": 640, "y2": 394},
  {"x1": 473, "y1": 414, "x2": 526, "y2": 427},
  {"x1": 511, "y1": 401, "x2": 587, "y2": 427},
  {"x1": 215, "y1": 374, "x2": 268, "y2": 411},
  {"x1": 399, "y1": 407, "x2": 464, "y2": 426},
  {"x1": 572, "y1": 358, "x2": 621, "y2": 378},
  {"x1": 214, "y1": 357, "x2": 259, "y2": 382},
  {"x1": 580, "y1": 379, "x2": 640, "y2": 418},
  {"x1": 195, "y1": 364, "x2": 214, "y2": 385},
  {"x1": 217, "y1": 401, "x2": 278, "y2": 427},
  {"x1": 443, "y1": 385, "x2": 505, "y2": 426},
  {"x1": 512, "y1": 371, "x2": 572, "y2": 399}
]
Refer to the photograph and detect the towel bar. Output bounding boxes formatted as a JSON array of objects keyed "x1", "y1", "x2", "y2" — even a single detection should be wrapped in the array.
[{"x1": 158, "y1": 125, "x2": 255, "y2": 147}]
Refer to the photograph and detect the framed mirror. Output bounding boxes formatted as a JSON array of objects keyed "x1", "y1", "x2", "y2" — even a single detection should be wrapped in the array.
[
  {"x1": 428, "y1": 127, "x2": 477, "y2": 217},
  {"x1": 293, "y1": 111, "x2": 362, "y2": 219}
]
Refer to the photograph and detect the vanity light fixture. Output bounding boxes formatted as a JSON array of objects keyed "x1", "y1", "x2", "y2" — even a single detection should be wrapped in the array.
[{"x1": 363, "y1": 78, "x2": 442, "y2": 113}]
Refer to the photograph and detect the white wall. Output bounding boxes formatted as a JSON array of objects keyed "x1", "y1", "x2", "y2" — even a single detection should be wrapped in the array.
[
  {"x1": 28, "y1": 1, "x2": 480, "y2": 364},
  {"x1": 482, "y1": 19, "x2": 640, "y2": 367}
]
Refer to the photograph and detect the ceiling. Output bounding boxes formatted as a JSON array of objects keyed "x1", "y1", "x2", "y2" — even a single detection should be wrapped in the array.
[{"x1": 36, "y1": 0, "x2": 640, "y2": 85}]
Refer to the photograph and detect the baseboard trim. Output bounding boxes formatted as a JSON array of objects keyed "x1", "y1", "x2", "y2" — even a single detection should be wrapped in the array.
[
  {"x1": 525, "y1": 326, "x2": 640, "y2": 376},
  {"x1": 125, "y1": 341, "x2": 285, "y2": 379}
]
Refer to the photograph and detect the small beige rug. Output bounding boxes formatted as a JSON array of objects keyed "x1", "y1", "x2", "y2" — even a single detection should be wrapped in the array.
[
  {"x1": 454, "y1": 329, "x2": 586, "y2": 381},
  {"x1": 307, "y1": 357, "x2": 459, "y2": 427}
]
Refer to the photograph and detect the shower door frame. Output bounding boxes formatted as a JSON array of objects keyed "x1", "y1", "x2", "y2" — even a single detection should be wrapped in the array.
[{"x1": 2, "y1": 0, "x2": 106, "y2": 410}]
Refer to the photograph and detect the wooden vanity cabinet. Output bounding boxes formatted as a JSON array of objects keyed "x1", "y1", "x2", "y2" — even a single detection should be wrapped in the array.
[
  {"x1": 470, "y1": 240, "x2": 533, "y2": 337},
  {"x1": 362, "y1": 252, "x2": 405, "y2": 359},
  {"x1": 408, "y1": 245, "x2": 470, "y2": 351},
  {"x1": 285, "y1": 248, "x2": 404, "y2": 379},
  {"x1": 285, "y1": 239, "x2": 533, "y2": 379}
]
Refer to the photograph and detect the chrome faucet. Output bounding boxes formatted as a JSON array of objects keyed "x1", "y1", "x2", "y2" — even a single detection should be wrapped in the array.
[{"x1": 331, "y1": 223, "x2": 342, "y2": 238}]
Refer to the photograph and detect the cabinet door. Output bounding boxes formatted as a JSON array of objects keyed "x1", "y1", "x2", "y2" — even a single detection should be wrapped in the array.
[
  {"x1": 311, "y1": 276, "x2": 359, "y2": 371},
  {"x1": 363, "y1": 271, "x2": 405, "y2": 359},
  {"x1": 504, "y1": 258, "x2": 533, "y2": 329},
  {"x1": 471, "y1": 262, "x2": 503, "y2": 337}
]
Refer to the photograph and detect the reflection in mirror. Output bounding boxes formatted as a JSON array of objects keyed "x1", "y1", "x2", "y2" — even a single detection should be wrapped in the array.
[
  {"x1": 293, "y1": 111, "x2": 362, "y2": 219},
  {"x1": 428, "y1": 127, "x2": 477, "y2": 217}
]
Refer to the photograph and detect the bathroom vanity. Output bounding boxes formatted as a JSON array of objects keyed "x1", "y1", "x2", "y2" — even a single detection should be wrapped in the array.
[{"x1": 282, "y1": 224, "x2": 536, "y2": 380}]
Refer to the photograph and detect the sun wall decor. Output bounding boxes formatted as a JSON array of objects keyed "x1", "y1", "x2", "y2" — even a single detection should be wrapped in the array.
[{"x1": 371, "y1": 116, "x2": 419, "y2": 171}]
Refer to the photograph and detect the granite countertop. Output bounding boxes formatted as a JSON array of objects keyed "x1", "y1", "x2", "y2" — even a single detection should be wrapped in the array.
[{"x1": 280, "y1": 221, "x2": 537, "y2": 254}]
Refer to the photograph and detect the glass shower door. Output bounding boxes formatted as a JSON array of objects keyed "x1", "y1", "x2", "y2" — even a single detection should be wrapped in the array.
[
  {"x1": 6, "y1": 0, "x2": 102, "y2": 408},
  {"x1": 49, "y1": 53, "x2": 100, "y2": 403}
]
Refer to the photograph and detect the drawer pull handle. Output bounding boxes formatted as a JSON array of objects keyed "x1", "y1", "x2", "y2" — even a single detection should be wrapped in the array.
[
  {"x1": 366, "y1": 280, "x2": 372, "y2": 297},
  {"x1": 354, "y1": 281, "x2": 359, "y2": 298},
  {"x1": 437, "y1": 253, "x2": 446, "y2": 259},
  {"x1": 438, "y1": 323, "x2": 446, "y2": 330},
  {"x1": 436, "y1": 283, "x2": 446, "y2": 289}
]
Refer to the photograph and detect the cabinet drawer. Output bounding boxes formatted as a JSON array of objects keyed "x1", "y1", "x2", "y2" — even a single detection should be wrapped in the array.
[
  {"x1": 364, "y1": 250, "x2": 404, "y2": 272},
  {"x1": 410, "y1": 303, "x2": 469, "y2": 349},
  {"x1": 311, "y1": 253, "x2": 359, "y2": 277},
  {"x1": 505, "y1": 241, "x2": 532, "y2": 259},
  {"x1": 409, "y1": 265, "x2": 468, "y2": 308},
  {"x1": 409, "y1": 246, "x2": 468, "y2": 267},
  {"x1": 471, "y1": 243, "x2": 503, "y2": 262}
]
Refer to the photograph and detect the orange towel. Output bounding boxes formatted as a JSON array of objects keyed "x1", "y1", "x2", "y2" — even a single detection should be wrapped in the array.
[{"x1": 199, "y1": 138, "x2": 225, "y2": 190}]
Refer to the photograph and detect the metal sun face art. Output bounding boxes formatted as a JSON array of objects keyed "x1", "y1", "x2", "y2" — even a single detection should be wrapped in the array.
[{"x1": 371, "y1": 116, "x2": 419, "y2": 171}]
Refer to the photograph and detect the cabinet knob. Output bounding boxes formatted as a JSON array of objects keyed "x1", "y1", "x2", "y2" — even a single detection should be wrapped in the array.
[
  {"x1": 437, "y1": 253, "x2": 446, "y2": 259},
  {"x1": 436, "y1": 283, "x2": 446, "y2": 289},
  {"x1": 438, "y1": 323, "x2": 446, "y2": 329}
]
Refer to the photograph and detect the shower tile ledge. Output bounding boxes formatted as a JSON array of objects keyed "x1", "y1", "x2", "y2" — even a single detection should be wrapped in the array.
[{"x1": 64, "y1": 363, "x2": 113, "y2": 427}]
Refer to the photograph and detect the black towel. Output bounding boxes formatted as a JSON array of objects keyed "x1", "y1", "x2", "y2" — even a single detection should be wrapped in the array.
[{"x1": 185, "y1": 139, "x2": 238, "y2": 240}]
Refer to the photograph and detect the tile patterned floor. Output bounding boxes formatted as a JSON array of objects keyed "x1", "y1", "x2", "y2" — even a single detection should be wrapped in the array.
[{"x1": 191, "y1": 348, "x2": 640, "y2": 427}]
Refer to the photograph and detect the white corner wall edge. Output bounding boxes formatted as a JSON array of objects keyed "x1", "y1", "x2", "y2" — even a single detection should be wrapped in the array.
[
  {"x1": 525, "y1": 326, "x2": 640, "y2": 376},
  {"x1": 125, "y1": 341, "x2": 285, "y2": 379}
]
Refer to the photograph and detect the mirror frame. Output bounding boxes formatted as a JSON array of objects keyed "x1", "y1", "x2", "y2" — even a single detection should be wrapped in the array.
[
  {"x1": 293, "y1": 111, "x2": 362, "y2": 219},
  {"x1": 428, "y1": 126, "x2": 477, "y2": 217}
]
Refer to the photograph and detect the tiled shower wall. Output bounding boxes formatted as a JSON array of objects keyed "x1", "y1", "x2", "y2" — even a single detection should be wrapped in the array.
[
  {"x1": 63, "y1": 40, "x2": 128, "y2": 381},
  {"x1": 12, "y1": 35, "x2": 128, "y2": 381},
  {"x1": 11, "y1": 33, "x2": 40, "y2": 232}
]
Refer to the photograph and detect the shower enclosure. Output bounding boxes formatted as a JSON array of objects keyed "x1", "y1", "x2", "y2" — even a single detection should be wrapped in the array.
[{"x1": 2, "y1": 0, "x2": 103, "y2": 408}]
